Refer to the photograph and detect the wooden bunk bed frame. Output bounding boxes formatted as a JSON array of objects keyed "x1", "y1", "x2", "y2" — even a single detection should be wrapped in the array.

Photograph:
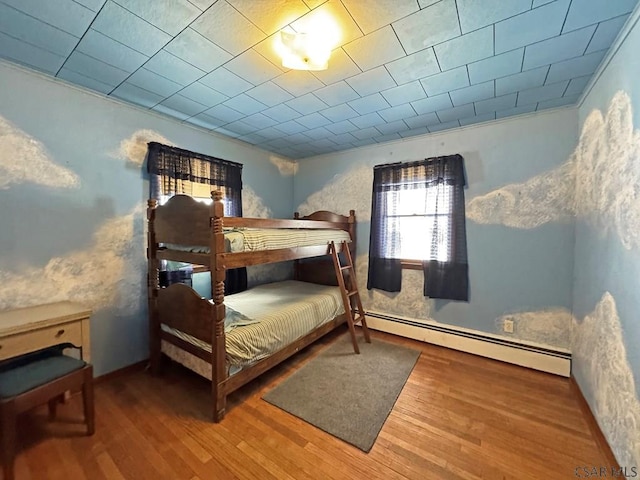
[{"x1": 147, "y1": 190, "x2": 356, "y2": 421}]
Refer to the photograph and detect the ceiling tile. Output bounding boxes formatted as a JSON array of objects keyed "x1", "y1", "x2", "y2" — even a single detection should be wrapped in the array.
[
  {"x1": 404, "y1": 112, "x2": 440, "y2": 129},
  {"x1": 420, "y1": 66, "x2": 469, "y2": 96},
  {"x1": 111, "y1": 81, "x2": 164, "y2": 107},
  {"x1": 272, "y1": 70, "x2": 325, "y2": 96},
  {"x1": 204, "y1": 104, "x2": 245, "y2": 124},
  {"x1": 186, "y1": 0, "x2": 217, "y2": 10},
  {"x1": 411, "y1": 93, "x2": 453, "y2": 114},
  {"x1": 2, "y1": 0, "x2": 95, "y2": 37},
  {"x1": 399, "y1": 127, "x2": 429, "y2": 138},
  {"x1": 191, "y1": 0, "x2": 265, "y2": 55},
  {"x1": 537, "y1": 93, "x2": 580, "y2": 109},
  {"x1": 348, "y1": 93, "x2": 390, "y2": 114},
  {"x1": 456, "y1": 0, "x2": 531, "y2": 34},
  {"x1": 252, "y1": 32, "x2": 288, "y2": 73},
  {"x1": 495, "y1": 103, "x2": 537, "y2": 119},
  {"x1": 291, "y1": 0, "x2": 364, "y2": 48},
  {"x1": 74, "y1": 0, "x2": 106, "y2": 11},
  {"x1": 63, "y1": 51, "x2": 129, "y2": 86},
  {"x1": 450, "y1": 81, "x2": 495, "y2": 106},
  {"x1": 312, "y1": 48, "x2": 361, "y2": 85},
  {"x1": 214, "y1": 126, "x2": 242, "y2": 138},
  {"x1": 545, "y1": 50, "x2": 607, "y2": 83},
  {"x1": 309, "y1": 138, "x2": 337, "y2": 148},
  {"x1": 314, "y1": 81, "x2": 360, "y2": 106},
  {"x1": 238, "y1": 132, "x2": 269, "y2": 144},
  {"x1": 156, "y1": 94, "x2": 208, "y2": 117},
  {"x1": 144, "y1": 50, "x2": 206, "y2": 85},
  {"x1": 199, "y1": 67, "x2": 253, "y2": 96},
  {"x1": 374, "y1": 132, "x2": 402, "y2": 142},
  {"x1": 227, "y1": 0, "x2": 310, "y2": 35},
  {"x1": 179, "y1": 82, "x2": 228, "y2": 107},
  {"x1": 114, "y1": 0, "x2": 201, "y2": 36},
  {"x1": 285, "y1": 93, "x2": 328, "y2": 114},
  {"x1": 393, "y1": 0, "x2": 461, "y2": 55},
  {"x1": 330, "y1": 132, "x2": 357, "y2": 144},
  {"x1": 532, "y1": 0, "x2": 555, "y2": 7},
  {"x1": 468, "y1": 48, "x2": 524, "y2": 85},
  {"x1": 378, "y1": 103, "x2": 417, "y2": 122},
  {"x1": 459, "y1": 112, "x2": 496, "y2": 126},
  {"x1": 0, "y1": 4, "x2": 78, "y2": 57},
  {"x1": 351, "y1": 126, "x2": 382, "y2": 139},
  {"x1": 92, "y1": 1, "x2": 171, "y2": 56},
  {"x1": 325, "y1": 120, "x2": 359, "y2": 134},
  {"x1": 343, "y1": 26, "x2": 405, "y2": 71},
  {"x1": 517, "y1": 81, "x2": 569, "y2": 106},
  {"x1": 428, "y1": 120, "x2": 460, "y2": 133},
  {"x1": 222, "y1": 120, "x2": 256, "y2": 135},
  {"x1": 58, "y1": 68, "x2": 113, "y2": 94},
  {"x1": 385, "y1": 48, "x2": 440, "y2": 85},
  {"x1": 586, "y1": 14, "x2": 630, "y2": 54},
  {"x1": 241, "y1": 113, "x2": 279, "y2": 129},
  {"x1": 127, "y1": 67, "x2": 183, "y2": 96},
  {"x1": 350, "y1": 138, "x2": 377, "y2": 148},
  {"x1": 286, "y1": 132, "x2": 313, "y2": 145},
  {"x1": 245, "y1": 81, "x2": 294, "y2": 107},
  {"x1": 261, "y1": 104, "x2": 302, "y2": 122},
  {"x1": 341, "y1": 0, "x2": 419, "y2": 34},
  {"x1": 564, "y1": 75, "x2": 591, "y2": 96},
  {"x1": 495, "y1": 66, "x2": 548, "y2": 96},
  {"x1": 376, "y1": 119, "x2": 410, "y2": 134},
  {"x1": 436, "y1": 103, "x2": 476, "y2": 123},
  {"x1": 75, "y1": 29, "x2": 148, "y2": 73},
  {"x1": 435, "y1": 26, "x2": 494, "y2": 72},
  {"x1": 225, "y1": 49, "x2": 282, "y2": 85},
  {"x1": 381, "y1": 81, "x2": 427, "y2": 106},
  {"x1": 223, "y1": 93, "x2": 267, "y2": 115},
  {"x1": 254, "y1": 126, "x2": 284, "y2": 139},
  {"x1": 294, "y1": 113, "x2": 332, "y2": 129},
  {"x1": 523, "y1": 26, "x2": 597, "y2": 71},
  {"x1": 563, "y1": 0, "x2": 637, "y2": 33},
  {"x1": 346, "y1": 66, "x2": 396, "y2": 97},
  {"x1": 0, "y1": 32, "x2": 65, "y2": 74},
  {"x1": 304, "y1": 126, "x2": 333, "y2": 139},
  {"x1": 319, "y1": 104, "x2": 359, "y2": 122},
  {"x1": 350, "y1": 112, "x2": 386, "y2": 128},
  {"x1": 494, "y1": 0, "x2": 570, "y2": 54},
  {"x1": 164, "y1": 28, "x2": 232, "y2": 73}
]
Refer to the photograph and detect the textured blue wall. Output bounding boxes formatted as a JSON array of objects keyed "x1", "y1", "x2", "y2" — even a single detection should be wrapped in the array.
[
  {"x1": 0, "y1": 61, "x2": 293, "y2": 376},
  {"x1": 572, "y1": 12, "x2": 640, "y2": 468},
  {"x1": 294, "y1": 108, "x2": 578, "y2": 347}
]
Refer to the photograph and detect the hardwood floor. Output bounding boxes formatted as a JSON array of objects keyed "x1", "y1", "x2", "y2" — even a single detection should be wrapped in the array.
[{"x1": 6, "y1": 327, "x2": 612, "y2": 480}]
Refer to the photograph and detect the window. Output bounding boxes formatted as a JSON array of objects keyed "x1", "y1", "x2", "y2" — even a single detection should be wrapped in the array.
[
  {"x1": 382, "y1": 185, "x2": 454, "y2": 262},
  {"x1": 367, "y1": 155, "x2": 469, "y2": 301}
]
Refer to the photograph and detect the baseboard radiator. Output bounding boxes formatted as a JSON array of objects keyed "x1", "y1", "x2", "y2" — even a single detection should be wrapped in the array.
[{"x1": 364, "y1": 311, "x2": 571, "y2": 377}]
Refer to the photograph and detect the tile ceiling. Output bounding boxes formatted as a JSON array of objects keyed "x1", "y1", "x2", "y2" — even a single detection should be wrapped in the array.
[{"x1": 0, "y1": 0, "x2": 637, "y2": 159}]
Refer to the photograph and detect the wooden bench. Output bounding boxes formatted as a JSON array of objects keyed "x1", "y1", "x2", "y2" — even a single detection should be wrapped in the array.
[{"x1": 0, "y1": 344, "x2": 94, "y2": 480}]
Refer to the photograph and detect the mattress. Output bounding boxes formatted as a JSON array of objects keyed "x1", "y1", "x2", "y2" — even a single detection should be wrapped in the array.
[
  {"x1": 161, "y1": 280, "x2": 345, "y2": 379},
  {"x1": 166, "y1": 228, "x2": 351, "y2": 253}
]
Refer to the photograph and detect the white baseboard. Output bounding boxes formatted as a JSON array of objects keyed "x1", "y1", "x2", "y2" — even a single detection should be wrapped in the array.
[{"x1": 364, "y1": 312, "x2": 571, "y2": 377}]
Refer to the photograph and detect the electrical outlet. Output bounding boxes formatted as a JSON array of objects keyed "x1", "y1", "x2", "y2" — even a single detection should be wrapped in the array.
[{"x1": 503, "y1": 318, "x2": 514, "y2": 333}]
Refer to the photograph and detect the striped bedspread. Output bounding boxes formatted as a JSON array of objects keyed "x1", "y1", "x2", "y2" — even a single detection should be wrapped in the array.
[
  {"x1": 161, "y1": 280, "x2": 344, "y2": 370},
  {"x1": 166, "y1": 228, "x2": 351, "y2": 253}
]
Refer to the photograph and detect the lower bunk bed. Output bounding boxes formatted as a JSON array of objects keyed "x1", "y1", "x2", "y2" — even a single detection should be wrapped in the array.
[{"x1": 156, "y1": 280, "x2": 348, "y2": 421}]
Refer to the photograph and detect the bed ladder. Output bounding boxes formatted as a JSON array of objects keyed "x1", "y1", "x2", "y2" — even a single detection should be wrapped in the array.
[{"x1": 329, "y1": 241, "x2": 371, "y2": 354}]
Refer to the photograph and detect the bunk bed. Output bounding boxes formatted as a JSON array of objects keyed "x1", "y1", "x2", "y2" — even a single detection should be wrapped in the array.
[{"x1": 147, "y1": 191, "x2": 361, "y2": 421}]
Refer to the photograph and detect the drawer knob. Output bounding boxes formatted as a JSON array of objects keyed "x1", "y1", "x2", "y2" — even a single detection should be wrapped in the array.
[{"x1": 55, "y1": 329, "x2": 65, "y2": 337}]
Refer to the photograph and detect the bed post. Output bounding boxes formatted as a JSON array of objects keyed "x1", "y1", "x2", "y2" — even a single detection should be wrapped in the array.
[
  {"x1": 211, "y1": 190, "x2": 228, "y2": 422},
  {"x1": 293, "y1": 212, "x2": 300, "y2": 280},
  {"x1": 348, "y1": 210, "x2": 357, "y2": 258},
  {"x1": 147, "y1": 199, "x2": 161, "y2": 374}
]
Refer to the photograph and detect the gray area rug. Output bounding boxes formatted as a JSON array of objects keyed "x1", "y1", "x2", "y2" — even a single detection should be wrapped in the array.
[{"x1": 262, "y1": 335, "x2": 420, "y2": 452}]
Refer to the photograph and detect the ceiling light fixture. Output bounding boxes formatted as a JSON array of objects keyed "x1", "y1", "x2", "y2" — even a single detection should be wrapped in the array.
[{"x1": 279, "y1": 30, "x2": 331, "y2": 71}]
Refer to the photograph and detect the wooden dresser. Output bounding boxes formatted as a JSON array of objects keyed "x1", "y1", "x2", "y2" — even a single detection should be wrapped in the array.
[{"x1": 0, "y1": 302, "x2": 91, "y2": 362}]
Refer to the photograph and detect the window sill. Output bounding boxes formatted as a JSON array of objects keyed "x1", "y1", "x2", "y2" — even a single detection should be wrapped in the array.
[{"x1": 400, "y1": 260, "x2": 423, "y2": 270}]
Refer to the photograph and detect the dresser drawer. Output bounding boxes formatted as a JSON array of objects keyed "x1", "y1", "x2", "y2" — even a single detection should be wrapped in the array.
[{"x1": 0, "y1": 321, "x2": 83, "y2": 360}]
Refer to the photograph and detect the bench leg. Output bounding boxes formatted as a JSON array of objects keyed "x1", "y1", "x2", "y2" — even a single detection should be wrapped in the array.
[
  {"x1": 82, "y1": 366, "x2": 95, "y2": 436},
  {"x1": 1, "y1": 400, "x2": 17, "y2": 480}
]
